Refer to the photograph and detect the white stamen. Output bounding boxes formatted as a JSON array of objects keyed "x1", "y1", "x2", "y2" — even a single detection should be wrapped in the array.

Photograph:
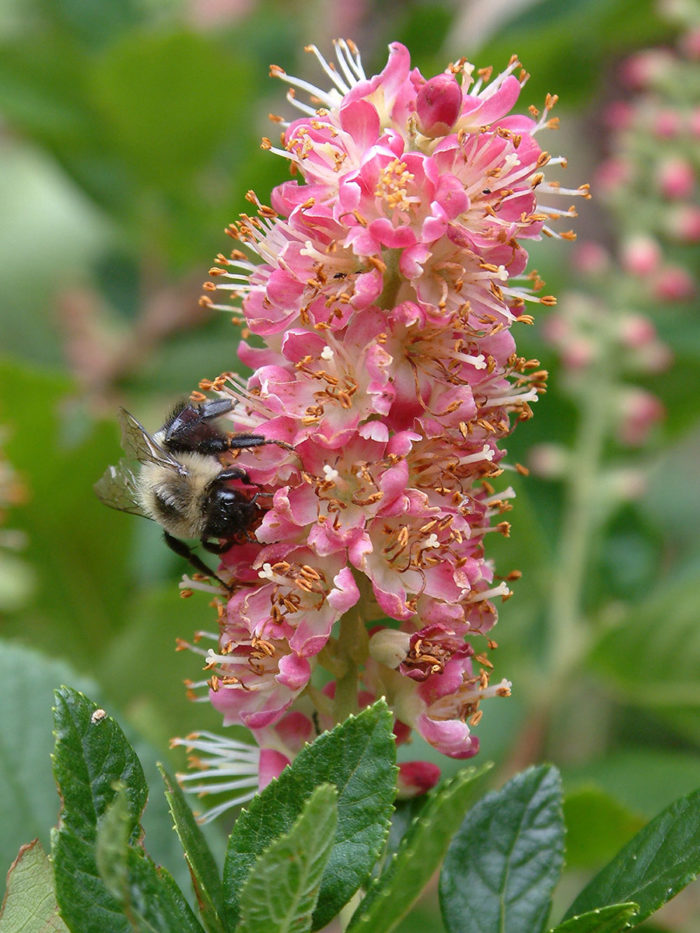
[
  {"x1": 172, "y1": 731, "x2": 262, "y2": 823},
  {"x1": 469, "y1": 581, "x2": 510, "y2": 602},
  {"x1": 179, "y1": 576, "x2": 222, "y2": 595},
  {"x1": 305, "y1": 44, "x2": 352, "y2": 95}
]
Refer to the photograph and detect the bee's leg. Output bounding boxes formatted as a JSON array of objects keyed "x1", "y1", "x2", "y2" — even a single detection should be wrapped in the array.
[
  {"x1": 201, "y1": 537, "x2": 233, "y2": 555},
  {"x1": 162, "y1": 531, "x2": 227, "y2": 587},
  {"x1": 217, "y1": 466, "x2": 252, "y2": 484},
  {"x1": 226, "y1": 434, "x2": 296, "y2": 453}
]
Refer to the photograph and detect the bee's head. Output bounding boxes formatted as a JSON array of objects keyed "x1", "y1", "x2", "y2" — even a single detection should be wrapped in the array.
[{"x1": 202, "y1": 482, "x2": 260, "y2": 541}]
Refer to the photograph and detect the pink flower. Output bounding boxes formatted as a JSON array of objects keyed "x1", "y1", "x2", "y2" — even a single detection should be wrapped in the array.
[
  {"x1": 656, "y1": 156, "x2": 695, "y2": 199},
  {"x1": 180, "y1": 40, "x2": 582, "y2": 810},
  {"x1": 616, "y1": 388, "x2": 665, "y2": 446},
  {"x1": 667, "y1": 205, "x2": 700, "y2": 242},
  {"x1": 653, "y1": 264, "x2": 695, "y2": 301},
  {"x1": 621, "y1": 235, "x2": 661, "y2": 277},
  {"x1": 366, "y1": 623, "x2": 511, "y2": 758}
]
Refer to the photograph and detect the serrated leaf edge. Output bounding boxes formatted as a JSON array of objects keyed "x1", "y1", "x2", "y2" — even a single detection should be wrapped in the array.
[
  {"x1": 235, "y1": 702, "x2": 396, "y2": 821},
  {"x1": 548, "y1": 901, "x2": 640, "y2": 932},
  {"x1": 238, "y1": 784, "x2": 338, "y2": 933},
  {"x1": 349, "y1": 765, "x2": 491, "y2": 930}
]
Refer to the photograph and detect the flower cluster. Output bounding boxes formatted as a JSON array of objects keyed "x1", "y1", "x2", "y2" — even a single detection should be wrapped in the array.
[
  {"x1": 533, "y1": 6, "x2": 699, "y2": 484},
  {"x1": 177, "y1": 40, "x2": 584, "y2": 817},
  {"x1": 598, "y1": 3, "x2": 700, "y2": 294}
]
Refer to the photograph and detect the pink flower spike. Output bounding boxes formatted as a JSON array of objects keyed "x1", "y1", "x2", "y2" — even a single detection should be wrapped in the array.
[{"x1": 182, "y1": 38, "x2": 584, "y2": 814}]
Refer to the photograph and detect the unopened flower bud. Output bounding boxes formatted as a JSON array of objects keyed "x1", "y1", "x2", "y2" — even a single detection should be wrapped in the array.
[
  {"x1": 657, "y1": 157, "x2": 695, "y2": 200},
  {"x1": 689, "y1": 107, "x2": 700, "y2": 138},
  {"x1": 618, "y1": 313, "x2": 657, "y2": 349},
  {"x1": 604, "y1": 467, "x2": 648, "y2": 502},
  {"x1": 416, "y1": 73, "x2": 462, "y2": 137},
  {"x1": 667, "y1": 205, "x2": 700, "y2": 242},
  {"x1": 621, "y1": 235, "x2": 661, "y2": 276},
  {"x1": 621, "y1": 49, "x2": 674, "y2": 89},
  {"x1": 528, "y1": 443, "x2": 568, "y2": 479},
  {"x1": 561, "y1": 337, "x2": 596, "y2": 371},
  {"x1": 369, "y1": 628, "x2": 411, "y2": 668},
  {"x1": 652, "y1": 108, "x2": 682, "y2": 138},
  {"x1": 681, "y1": 26, "x2": 700, "y2": 60},
  {"x1": 617, "y1": 388, "x2": 664, "y2": 446},
  {"x1": 654, "y1": 264, "x2": 695, "y2": 301},
  {"x1": 572, "y1": 241, "x2": 610, "y2": 276},
  {"x1": 596, "y1": 157, "x2": 633, "y2": 193},
  {"x1": 604, "y1": 100, "x2": 634, "y2": 131},
  {"x1": 397, "y1": 761, "x2": 441, "y2": 799}
]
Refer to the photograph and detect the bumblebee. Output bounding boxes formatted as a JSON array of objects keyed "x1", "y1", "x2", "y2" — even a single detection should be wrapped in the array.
[{"x1": 95, "y1": 398, "x2": 288, "y2": 582}]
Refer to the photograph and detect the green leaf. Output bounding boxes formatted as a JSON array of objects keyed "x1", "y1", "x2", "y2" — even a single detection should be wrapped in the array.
[
  {"x1": 549, "y1": 902, "x2": 639, "y2": 933},
  {"x1": 51, "y1": 687, "x2": 148, "y2": 932},
  {"x1": 0, "y1": 642, "x2": 202, "y2": 898},
  {"x1": 0, "y1": 641, "x2": 97, "y2": 880},
  {"x1": 588, "y1": 575, "x2": 700, "y2": 713},
  {"x1": 107, "y1": 848, "x2": 204, "y2": 933},
  {"x1": 223, "y1": 701, "x2": 396, "y2": 931},
  {"x1": 439, "y1": 765, "x2": 564, "y2": 933},
  {"x1": 53, "y1": 688, "x2": 147, "y2": 842},
  {"x1": 562, "y1": 787, "x2": 700, "y2": 925},
  {"x1": 563, "y1": 787, "x2": 644, "y2": 869},
  {"x1": 99, "y1": 789, "x2": 204, "y2": 932},
  {"x1": 349, "y1": 764, "x2": 491, "y2": 932},
  {"x1": 96, "y1": 787, "x2": 133, "y2": 903},
  {"x1": 0, "y1": 839, "x2": 69, "y2": 932},
  {"x1": 563, "y1": 749, "x2": 700, "y2": 820},
  {"x1": 159, "y1": 766, "x2": 225, "y2": 933},
  {"x1": 52, "y1": 688, "x2": 205, "y2": 933},
  {"x1": 0, "y1": 362, "x2": 133, "y2": 667},
  {"x1": 238, "y1": 784, "x2": 338, "y2": 933}
]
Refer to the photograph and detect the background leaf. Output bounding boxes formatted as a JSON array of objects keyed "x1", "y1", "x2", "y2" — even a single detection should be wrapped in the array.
[
  {"x1": 0, "y1": 642, "x2": 95, "y2": 882},
  {"x1": 238, "y1": 783, "x2": 338, "y2": 933},
  {"x1": 0, "y1": 641, "x2": 215, "y2": 902},
  {"x1": 588, "y1": 576, "x2": 700, "y2": 732},
  {"x1": 0, "y1": 362, "x2": 133, "y2": 666},
  {"x1": 89, "y1": 31, "x2": 250, "y2": 190},
  {"x1": 223, "y1": 701, "x2": 396, "y2": 932},
  {"x1": 0, "y1": 839, "x2": 68, "y2": 933},
  {"x1": 562, "y1": 787, "x2": 644, "y2": 869},
  {"x1": 439, "y1": 765, "x2": 564, "y2": 933},
  {"x1": 562, "y1": 787, "x2": 700, "y2": 925}
]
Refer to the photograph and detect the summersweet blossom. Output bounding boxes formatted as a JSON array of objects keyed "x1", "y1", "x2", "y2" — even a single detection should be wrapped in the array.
[{"x1": 179, "y1": 39, "x2": 583, "y2": 818}]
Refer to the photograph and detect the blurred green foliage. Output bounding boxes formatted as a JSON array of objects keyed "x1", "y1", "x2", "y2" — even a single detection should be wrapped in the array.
[{"x1": 0, "y1": 0, "x2": 698, "y2": 929}]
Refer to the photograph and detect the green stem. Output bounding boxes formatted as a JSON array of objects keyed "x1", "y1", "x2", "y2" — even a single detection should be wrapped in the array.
[
  {"x1": 547, "y1": 355, "x2": 612, "y2": 682},
  {"x1": 333, "y1": 606, "x2": 369, "y2": 724},
  {"x1": 377, "y1": 249, "x2": 402, "y2": 309},
  {"x1": 504, "y1": 339, "x2": 616, "y2": 775}
]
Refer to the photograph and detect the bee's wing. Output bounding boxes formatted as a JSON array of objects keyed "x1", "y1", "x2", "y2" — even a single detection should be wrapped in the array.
[
  {"x1": 94, "y1": 461, "x2": 149, "y2": 517},
  {"x1": 118, "y1": 408, "x2": 186, "y2": 473}
]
